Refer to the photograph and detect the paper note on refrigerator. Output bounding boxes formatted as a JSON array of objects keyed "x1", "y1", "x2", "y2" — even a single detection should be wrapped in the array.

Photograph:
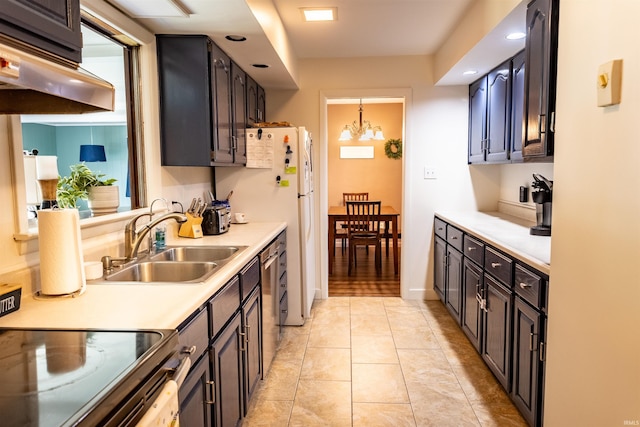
[{"x1": 246, "y1": 130, "x2": 274, "y2": 168}]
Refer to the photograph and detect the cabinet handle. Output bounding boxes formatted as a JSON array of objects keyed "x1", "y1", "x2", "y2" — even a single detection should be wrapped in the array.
[
  {"x1": 245, "y1": 325, "x2": 251, "y2": 343},
  {"x1": 491, "y1": 262, "x2": 501, "y2": 268},
  {"x1": 550, "y1": 112, "x2": 555, "y2": 133},
  {"x1": 467, "y1": 246, "x2": 476, "y2": 251},
  {"x1": 231, "y1": 135, "x2": 237, "y2": 151},
  {"x1": 450, "y1": 236, "x2": 458, "y2": 240},
  {"x1": 540, "y1": 342, "x2": 546, "y2": 362},
  {"x1": 239, "y1": 332, "x2": 247, "y2": 351},
  {"x1": 519, "y1": 282, "x2": 532, "y2": 289},
  {"x1": 205, "y1": 380, "x2": 215, "y2": 405},
  {"x1": 529, "y1": 332, "x2": 538, "y2": 352},
  {"x1": 181, "y1": 345, "x2": 197, "y2": 355}
]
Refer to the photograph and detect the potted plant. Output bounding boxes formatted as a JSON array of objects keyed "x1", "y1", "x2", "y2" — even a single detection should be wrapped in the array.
[{"x1": 57, "y1": 163, "x2": 119, "y2": 215}]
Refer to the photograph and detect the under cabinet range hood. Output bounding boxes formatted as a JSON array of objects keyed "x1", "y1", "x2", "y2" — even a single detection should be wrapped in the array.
[{"x1": 0, "y1": 42, "x2": 115, "y2": 114}]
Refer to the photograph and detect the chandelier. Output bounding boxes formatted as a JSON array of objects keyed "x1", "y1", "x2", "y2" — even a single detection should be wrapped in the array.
[{"x1": 338, "y1": 100, "x2": 385, "y2": 141}]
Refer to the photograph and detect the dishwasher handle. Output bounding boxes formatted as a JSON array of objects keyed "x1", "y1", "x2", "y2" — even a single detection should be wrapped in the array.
[{"x1": 171, "y1": 355, "x2": 192, "y2": 388}]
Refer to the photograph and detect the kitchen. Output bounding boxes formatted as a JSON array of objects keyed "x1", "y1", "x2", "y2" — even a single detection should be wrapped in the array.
[{"x1": 0, "y1": 0, "x2": 639, "y2": 426}]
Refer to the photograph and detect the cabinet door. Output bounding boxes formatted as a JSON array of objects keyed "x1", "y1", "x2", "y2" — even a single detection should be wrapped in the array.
[
  {"x1": 0, "y1": 0, "x2": 81, "y2": 63},
  {"x1": 212, "y1": 312, "x2": 244, "y2": 427},
  {"x1": 231, "y1": 61, "x2": 247, "y2": 165},
  {"x1": 445, "y1": 247, "x2": 463, "y2": 324},
  {"x1": 210, "y1": 42, "x2": 234, "y2": 164},
  {"x1": 434, "y1": 237, "x2": 446, "y2": 302},
  {"x1": 482, "y1": 274, "x2": 512, "y2": 391},
  {"x1": 179, "y1": 354, "x2": 213, "y2": 427},
  {"x1": 510, "y1": 50, "x2": 526, "y2": 162},
  {"x1": 461, "y1": 259, "x2": 483, "y2": 352},
  {"x1": 242, "y1": 288, "x2": 262, "y2": 412},
  {"x1": 512, "y1": 297, "x2": 543, "y2": 427},
  {"x1": 468, "y1": 76, "x2": 487, "y2": 163},
  {"x1": 523, "y1": 0, "x2": 558, "y2": 160},
  {"x1": 486, "y1": 61, "x2": 511, "y2": 163},
  {"x1": 157, "y1": 35, "x2": 214, "y2": 166},
  {"x1": 246, "y1": 75, "x2": 258, "y2": 126}
]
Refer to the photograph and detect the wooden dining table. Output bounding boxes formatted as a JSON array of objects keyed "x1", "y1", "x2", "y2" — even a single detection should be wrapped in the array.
[{"x1": 328, "y1": 205, "x2": 400, "y2": 275}]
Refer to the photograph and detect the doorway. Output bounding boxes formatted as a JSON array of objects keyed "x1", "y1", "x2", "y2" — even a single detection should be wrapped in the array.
[{"x1": 318, "y1": 90, "x2": 410, "y2": 299}]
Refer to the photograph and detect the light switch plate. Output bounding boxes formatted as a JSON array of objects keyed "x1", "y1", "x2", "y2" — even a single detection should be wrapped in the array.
[{"x1": 597, "y1": 59, "x2": 623, "y2": 107}]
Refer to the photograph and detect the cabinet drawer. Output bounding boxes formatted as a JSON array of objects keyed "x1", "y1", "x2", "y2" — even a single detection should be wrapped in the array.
[
  {"x1": 434, "y1": 218, "x2": 447, "y2": 240},
  {"x1": 178, "y1": 308, "x2": 209, "y2": 364},
  {"x1": 209, "y1": 276, "x2": 241, "y2": 339},
  {"x1": 279, "y1": 250, "x2": 287, "y2": 274},
  {"x1": 484, "y1": 247, "x2": 513, "y2": 287},
  {"x1": 515, "y1": 264, "x2": 545, "y2": 309},
  {"x1": 463, "y1": 235, "x2": 484, "y2": 266},
  {"x1": 446, "y1": 225, "x2": 464, "y2": 252},
  {"x1": 277, "y1": 231, "x2": 287, "y2": 253},
  {"x1": 240, "y1": 257, "x2": 260, "y2": 302},
  {"x1": 278, "y1": 270, "x2": 287, "y2": 302}
]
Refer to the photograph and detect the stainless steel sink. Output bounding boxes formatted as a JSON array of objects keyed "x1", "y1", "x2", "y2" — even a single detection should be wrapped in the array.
[
  {"x1": 105, "y1": 261, "x2": 218, "y2": 283},
  {"x1": 149, "y1": 245, "x2": 247, "y2": 262}
]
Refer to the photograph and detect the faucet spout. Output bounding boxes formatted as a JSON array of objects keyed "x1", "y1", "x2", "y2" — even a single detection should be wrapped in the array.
[{"x1": 125, "y1": 212, "x2": 187, "y2": 260}]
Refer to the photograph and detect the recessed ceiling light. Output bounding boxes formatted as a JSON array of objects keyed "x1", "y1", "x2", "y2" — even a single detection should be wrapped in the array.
[
  {"x1": 506, "y1": 32, "x2": 526, "y2": 40},
  {"x1": 463, "y1": 70, "x2": 478, "y2": 76},
  {"x1": 300, "y1": 7, "x2": 337, "y2": 22},
  {"x1": 225, "y1": 35, "x2": 247, "y2": 42},
  {"x1": 252, "y1": 64, "x2": 269, "y2": 69}
]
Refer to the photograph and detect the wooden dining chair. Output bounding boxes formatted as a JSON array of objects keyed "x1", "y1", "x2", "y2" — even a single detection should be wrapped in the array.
[
  {"x1": 335, "y1": 192, "x2": 370, "y2": 255},
  {"x1": 346, "y1": 200, "x2": 382, "y2": 276}
]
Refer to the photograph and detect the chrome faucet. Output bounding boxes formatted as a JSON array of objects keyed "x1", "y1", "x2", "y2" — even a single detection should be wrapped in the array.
[{"x1": 124, "y1": 211, "x2": 187, "y2": 260}]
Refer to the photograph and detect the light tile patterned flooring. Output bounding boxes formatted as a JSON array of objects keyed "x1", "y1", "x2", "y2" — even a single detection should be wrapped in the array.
[{"x1": 244, "y1": 297, "x2": 528, "y2": 426}]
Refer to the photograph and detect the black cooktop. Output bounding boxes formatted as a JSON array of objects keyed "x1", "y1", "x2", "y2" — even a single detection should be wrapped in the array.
[{"x1": 0, "y1": 328, "x2": 177, "y2": 427}]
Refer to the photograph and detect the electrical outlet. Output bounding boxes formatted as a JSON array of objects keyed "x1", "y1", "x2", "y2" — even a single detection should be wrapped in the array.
[{"x1": 424, "y1": 167, "x2": 437, "y2": 180}]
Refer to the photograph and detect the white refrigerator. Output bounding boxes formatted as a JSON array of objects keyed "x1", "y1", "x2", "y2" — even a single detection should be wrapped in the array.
[{"x1": 215, "y1": 127, "x2": 317, "y2": 326}]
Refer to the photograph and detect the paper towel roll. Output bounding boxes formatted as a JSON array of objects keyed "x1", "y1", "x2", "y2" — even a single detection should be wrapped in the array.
[{"x1": 38, "y1": 209, "x2": 86, "y2": 296}]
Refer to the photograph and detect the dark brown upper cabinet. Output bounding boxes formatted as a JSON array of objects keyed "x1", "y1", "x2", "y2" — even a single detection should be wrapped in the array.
[
  {"x1": 522, "y1": 0, "x2": 559, "y2": 161},
  {"x1": 0, "y1": 0, "x2": 82, "y2": 64}
]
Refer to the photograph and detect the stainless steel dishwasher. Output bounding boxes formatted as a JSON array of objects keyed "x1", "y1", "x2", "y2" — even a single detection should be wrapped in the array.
[{"x1": 260, "y1": 236, "x2": 281, "y2": 375}]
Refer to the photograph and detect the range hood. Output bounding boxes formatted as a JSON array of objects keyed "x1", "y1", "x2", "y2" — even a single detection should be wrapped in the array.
[{"x1": 0, "y1": 42, "x2": 115, "y2": 114}]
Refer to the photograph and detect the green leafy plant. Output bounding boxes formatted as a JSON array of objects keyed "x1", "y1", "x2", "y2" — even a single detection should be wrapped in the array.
[{"x1": 57, "y1": 163, "x2": 117, "y2": 208}]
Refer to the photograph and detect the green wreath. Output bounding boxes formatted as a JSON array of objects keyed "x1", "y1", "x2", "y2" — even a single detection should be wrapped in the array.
[{"x1": 384, "y1": 138, "x2": 402, "y2": 159}]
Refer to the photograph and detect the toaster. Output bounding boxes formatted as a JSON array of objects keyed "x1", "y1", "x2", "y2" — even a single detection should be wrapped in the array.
[{"x1": 202, "y1": 206, "x2": 229, "y2": 235}]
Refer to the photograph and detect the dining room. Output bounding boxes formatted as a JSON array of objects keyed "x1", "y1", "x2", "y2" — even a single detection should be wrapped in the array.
[{"x1": 327, "y1": 99, "x2": 404, "y2": 297}]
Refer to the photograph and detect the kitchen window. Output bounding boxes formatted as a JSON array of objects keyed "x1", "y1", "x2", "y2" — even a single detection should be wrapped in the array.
[{"x1": 15, "y1": 19, "x2": 146, "y2": 232}]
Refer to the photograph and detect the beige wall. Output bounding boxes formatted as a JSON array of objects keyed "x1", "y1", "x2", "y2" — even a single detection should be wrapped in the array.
[
  {"x1": 543, "y1": 0, "x2": 640, "y2": 423},
  {"x1": 327, "y1": 103, "x2": 403, "y2": 231}
]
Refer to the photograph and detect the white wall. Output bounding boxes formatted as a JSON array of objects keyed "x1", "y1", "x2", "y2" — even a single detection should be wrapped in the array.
[
  {"x1": 267, "y1": 56, "x2": 507, "y2": 300},
  {"x1": 543, "y1": 0, "x2": 640, "y2": 423}
]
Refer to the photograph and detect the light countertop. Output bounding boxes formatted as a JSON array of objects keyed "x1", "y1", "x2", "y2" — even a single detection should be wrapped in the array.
[
  {"x1": 435, "y1": 211, "x2": 550, "y2": 275},
  {"x1": 0, "y1": 222, "x2": 286, "y2": 330}
]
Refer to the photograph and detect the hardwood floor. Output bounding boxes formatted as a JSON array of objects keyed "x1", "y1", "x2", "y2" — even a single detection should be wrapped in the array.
[{"x1": 328, "y1": 242, "x2": 400, "y2": 297}]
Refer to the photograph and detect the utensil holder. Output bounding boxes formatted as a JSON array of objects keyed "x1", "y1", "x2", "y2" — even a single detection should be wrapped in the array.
[{"x1": 178, "y1": 213, "x2": 203, "y2": 238}]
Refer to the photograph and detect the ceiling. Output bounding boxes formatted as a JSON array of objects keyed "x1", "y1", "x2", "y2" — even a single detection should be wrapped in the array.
[{"x1": 100, "y1": 0, "x2": 526, "y2": 90}]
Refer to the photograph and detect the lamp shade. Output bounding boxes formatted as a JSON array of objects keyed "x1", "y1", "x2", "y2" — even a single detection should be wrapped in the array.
[{"x1": 79, "y1": 145, "x2": 106, "y2": 162}]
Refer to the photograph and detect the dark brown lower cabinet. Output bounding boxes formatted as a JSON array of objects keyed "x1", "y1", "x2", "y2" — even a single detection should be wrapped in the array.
[
  {"x1": 212, "y1": 312, "x2": 244, "y2": 427},
  {"x1": 444, "y1": 247, "x2": 463, "y2": 323},
  {"x1": 242, "y1": 287, "x2": 262, "y2": 413},
  {"x1": 433, "y1": 237, "x2": 446, "y2": 302},
  {"x1": 481, "y1": 273, "x2": 512, "y2": 392},
  {"x1": 512, "y1": 296, "x2": 544, "y2": 427},
  {"x1": 179, "y1": 354, "x2": 213, "y2": 427},
  {"x1": 461, "y1": 259, "x2": 483, "y2": 351}
]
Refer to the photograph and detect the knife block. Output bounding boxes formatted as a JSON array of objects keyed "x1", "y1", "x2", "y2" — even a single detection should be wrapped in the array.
[{"x1": 178, "y1": 213, "x2": 203, "y2": 238}]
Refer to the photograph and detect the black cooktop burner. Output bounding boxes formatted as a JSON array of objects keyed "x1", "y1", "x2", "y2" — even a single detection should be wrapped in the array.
[{"x1": 0, "y1": 328, "x2": 176, "y2": 427}]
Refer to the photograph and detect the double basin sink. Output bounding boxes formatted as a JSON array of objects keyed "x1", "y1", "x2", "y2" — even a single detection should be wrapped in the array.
[{"x1": 98, "y1": 246, "x2": 248, "y2": 284}]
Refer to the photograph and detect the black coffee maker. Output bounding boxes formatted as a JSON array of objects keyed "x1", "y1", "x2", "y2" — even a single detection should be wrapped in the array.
[{"x1": 530, "y1": 173, "x2": 553, "y2": 236}]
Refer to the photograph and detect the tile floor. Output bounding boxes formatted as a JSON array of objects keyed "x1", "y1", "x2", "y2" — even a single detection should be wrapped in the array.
[{"x1": 243, "y1": 297, "x2": 528, "y2": 426}]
